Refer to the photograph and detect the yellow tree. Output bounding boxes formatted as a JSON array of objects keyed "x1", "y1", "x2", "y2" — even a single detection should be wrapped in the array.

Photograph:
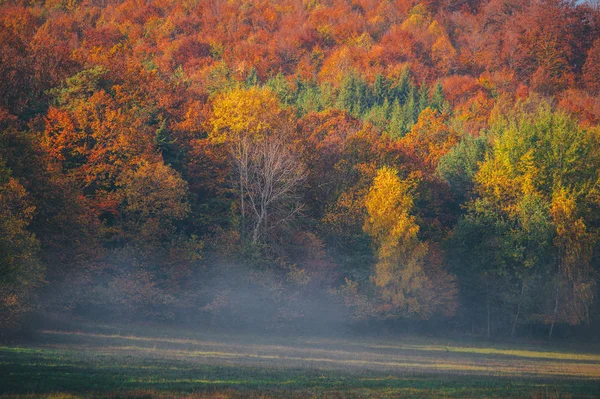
[
  {"x1": 209, "y1": 86, "x2": 282, "y2": 142},
  {"x1": 363, "y1": 166, "x2": 433, "y2": 317},
  {"x1": 548, "y1": 188, "x2": 594, "y2": 338},
  {"x1": 208, "y1": 87, "x2": 305, "y2": 244},
  {"x1": 0, "y1": 161, "x2": 43, "y2": 332}
]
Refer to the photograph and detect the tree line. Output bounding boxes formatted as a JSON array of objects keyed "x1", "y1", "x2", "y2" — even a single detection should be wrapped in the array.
[{"x1": 1, "y1": 0, "x2": 600, "y2": 339}]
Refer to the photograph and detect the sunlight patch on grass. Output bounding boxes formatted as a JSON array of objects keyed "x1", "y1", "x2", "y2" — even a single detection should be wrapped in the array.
[
  {"x1": 22, "y1": 331, "x2": 600, "y2": 380},
  {"x1": 303, "y1": 336, "x2": 600, "y2": 362},
  {"x1": 39, "y1": 330, "x2": 600, "y2": 366},
  {"x1": 125, "y1": 378, "x2": 255, "y2": 384},
  {"x1": 77, "y1": 344, "x2": 600, "y2": 379},
  {"x1": 366, "y1": 343, "x2": 600, "y2": 362},
  {"x1": 38, "y1": 330, "x2": 234, "y2": 349}
]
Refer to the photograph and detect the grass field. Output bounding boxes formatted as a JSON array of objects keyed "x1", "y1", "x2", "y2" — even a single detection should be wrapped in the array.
[{"x1": 1, "y1": 323, "x2": 600, "y2": 398}]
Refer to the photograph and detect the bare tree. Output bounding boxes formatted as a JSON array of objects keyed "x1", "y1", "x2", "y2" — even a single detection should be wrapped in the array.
[{"x1": 232, "y1": 128, "x2": 306, "y2": 245}]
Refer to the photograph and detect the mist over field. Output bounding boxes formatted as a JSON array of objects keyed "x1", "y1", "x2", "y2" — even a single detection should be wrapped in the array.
[{"x1": 2, "y1": 0, "x2": 600, "y2": 397}]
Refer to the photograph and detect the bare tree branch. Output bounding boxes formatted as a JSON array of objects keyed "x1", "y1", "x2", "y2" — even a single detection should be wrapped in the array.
[{"x1": 231, "y1": 126, "x2": 306, "y2": 245}]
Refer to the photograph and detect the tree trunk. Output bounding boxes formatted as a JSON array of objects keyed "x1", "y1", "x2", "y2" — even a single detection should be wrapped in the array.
[
  {"x1": 235, "y1": 138, "x2": 248, "y2": 238},
  {"x1": 486, "y1": 280, "x2": 491, "y2": 339},
  {"x1": 240, "y1": 167, "x2": 244, "y2": 226},
  {"x1": 511, "y1": 280, "x2": 526, "y2": 338},
  {"x1": 549, "y1": 284, "x2": 560, "y2": 339}
]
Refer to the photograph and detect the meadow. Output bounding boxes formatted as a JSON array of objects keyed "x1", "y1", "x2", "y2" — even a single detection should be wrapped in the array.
[{"x1": 1, "y1": 323, "x2": 600, "y2": 398}]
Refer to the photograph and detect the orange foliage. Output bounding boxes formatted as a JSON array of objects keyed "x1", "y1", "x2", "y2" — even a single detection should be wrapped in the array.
[
  {"x1": 583, "y1": 38, "x2": 600, "y2": 95},
  {"x1": 401, "y1": 108, "x2": 457, "y2": 172},
  {"x1": 558, "y1": 89, "x2": 600, "y2": 127},
  {"x1": 2, "y1": 0, "x2": 600, "y2": 331}
]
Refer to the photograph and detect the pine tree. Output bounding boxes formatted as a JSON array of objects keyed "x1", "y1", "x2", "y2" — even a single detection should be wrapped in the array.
[
  {"x1": 401, "y1": 88, "x2": 418, "y2": 133},
  {"x1": 430, "y1": 83, "x2": 449, "y2": 113},
  {"x1": 245, "y1": 67, "x2": 259, "y2": 88},
  {"x1": 392, "y1": 67, "x2": 412, "y2": 105},
  {"x1": 336, "y1": 73, "x2": 355, "y2": 113},
  {"x1": 387, "y1": 99, "x2": 404, "y2": 139},
  {"x1": 372, "y1": 74, "x2": 388, "y2": 106},
  {"x1": 417, "y1": 82, "x2": 430, "y2": 113},
  {"x1": 266, "y1": 73, "x2": 293, "y2": 106}
]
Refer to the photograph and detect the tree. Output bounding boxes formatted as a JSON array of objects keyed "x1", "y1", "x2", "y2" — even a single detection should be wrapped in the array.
[
  {"x1": 430, "y1": 82, "x2": 449, "y2": 113},
  {"x1": 209, "y1": 87, "x2": 305, "y2": 245},
  {"x1": 335, "y1": 72, "x2": 368, "y2": 117},
  {"x1": 401, "y1": 108, "x2": 457, "y2": 172},
  {"x1": 431, "y1": 31, "x2": 457, "y2": 75},
  {"x1": 117, "y1": 160, "x2": 190, "y2": 245},
  {"x1": 242, "y1": 131, "x2": 306, "y2": 244},
  {"x1": 548, "y1": 188, "x2": 594, "y2": 338},
  {"x1": 363, "y1": 166, "x2": 455, "y2": 318},
  {"x1": 517, "y1": 0, "x2": 582, "y2": 94},
  {"x1": 583, "y1": 38, "x2": 600, "y2": 94},
  {"x1": 437, "y1": 134, "x2": 489, "y2": 201},
  {"x1": 0, "y1": 158, "x2": 44, "y2": 333},
  {"x1": 453, "y1": 98, "x2": 600, "y2": 336},
  {"x1": 371, "y1": 73, "x2": 389, "y2": 106}
]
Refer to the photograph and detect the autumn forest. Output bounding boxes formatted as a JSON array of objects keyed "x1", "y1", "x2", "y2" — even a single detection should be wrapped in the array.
[{"x1": 2, "y1": 0, "x2": 600, "y2": 343}]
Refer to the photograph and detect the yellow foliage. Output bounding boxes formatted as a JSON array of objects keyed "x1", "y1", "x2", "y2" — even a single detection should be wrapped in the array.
[
  {"x1": 551, "y1": 188, "x2": 590, "y2": 278},
  {"x1": 474, "y1": 102, "x2": 598, "y2": 327},
  {"x1": 550, "y1": 187, "x2": 595, "y2": 325},
  {"x1": 363, "y1": 166, "x2": 430, "y2": 316},
  {"x1": 364, "y1": 166, "x2": 417, "y2": 244},
  {"x1": 400, "y1": 4, "x2": 429, "y2": 32},
  {"x1": 476, "y1": 155, "x2": 519, "y2": 214},
  {"x1": 209, "y1": 86, "x2": 283, "y2": 143},
  {"x1": 118, "y1": 160, "x2": 190, "y2": 221},
  {"x1": 347, "y1": 32, "x2": 374, "y2": 49},
  {"x1": 427, "y1": 20, "x2": 444, "y2": 37},
  {"x1": 475, "y1": 123, "x2": 542, "y2": 214}
]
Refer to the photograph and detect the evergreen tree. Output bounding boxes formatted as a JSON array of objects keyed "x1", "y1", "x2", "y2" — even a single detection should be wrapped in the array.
[
  {"x1": 372, "y1": 74, "x2": 388, "y2": 106},
  {"x1": 245, "y1": 67, "x2": 259, "y2": 88},
  {"x1": 417, "y1": 82, "x2": 430, "y2": 113},
  {"x1": 400, "y1": 87, "x2": 418, "y2": 134},
  {"x1": 266, "y1": 73, "x2": 293, "y2": 106},
  {"x1": 365, "y1": 99, "x2": 390, "y2": 132},
  {"x1": 430, "y1": 83, "x2": 449, "y2": 113},
  {"x1": 336, "y1": 74, "x2": 355, "y2": 113},
  {"x1": 336, "y1": 73, "x2": 369, "y2": 117},
  {"x1": 387, "y1": 99, "x2": 404, "y2": 139},
  {"x1": 391, "y1": 67, "x2": 412, "y2": 105}
]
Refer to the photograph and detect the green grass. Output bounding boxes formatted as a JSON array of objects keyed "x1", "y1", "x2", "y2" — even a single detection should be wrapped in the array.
[{"x1": 1, "y1": 325, "x2": 599, "y2": 398}]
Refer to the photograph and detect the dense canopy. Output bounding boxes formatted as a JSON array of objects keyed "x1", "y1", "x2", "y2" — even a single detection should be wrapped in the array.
[{"x1": 1, "y1": 0, "x2": 600, "y2": 339}]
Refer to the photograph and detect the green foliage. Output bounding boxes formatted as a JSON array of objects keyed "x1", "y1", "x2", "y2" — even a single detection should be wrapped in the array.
[
  {"x1": 207, "y1": 62, "x2": 238, "y2": 95},
  {"x1": 245, "y1": 67, "x2": 259, "y2": 88},
  {"x1": 265, "y1": 73, "x2": 294, "y2": 106},
  {"x1": 448, "y1": 98, "x2": 600, "y2": 335},
  {"x1": 49, "y1": 66, "x2": 110, "y2": 108},
  {"x1": 289, "y1": 68, "x2": 446, "y2": 139},
  {"x1": 437, "y1": 134, "x2": 489, "y2": 200},
  {"x1": 430, "y1": 83, "x2": 449, "y2": 113}
]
